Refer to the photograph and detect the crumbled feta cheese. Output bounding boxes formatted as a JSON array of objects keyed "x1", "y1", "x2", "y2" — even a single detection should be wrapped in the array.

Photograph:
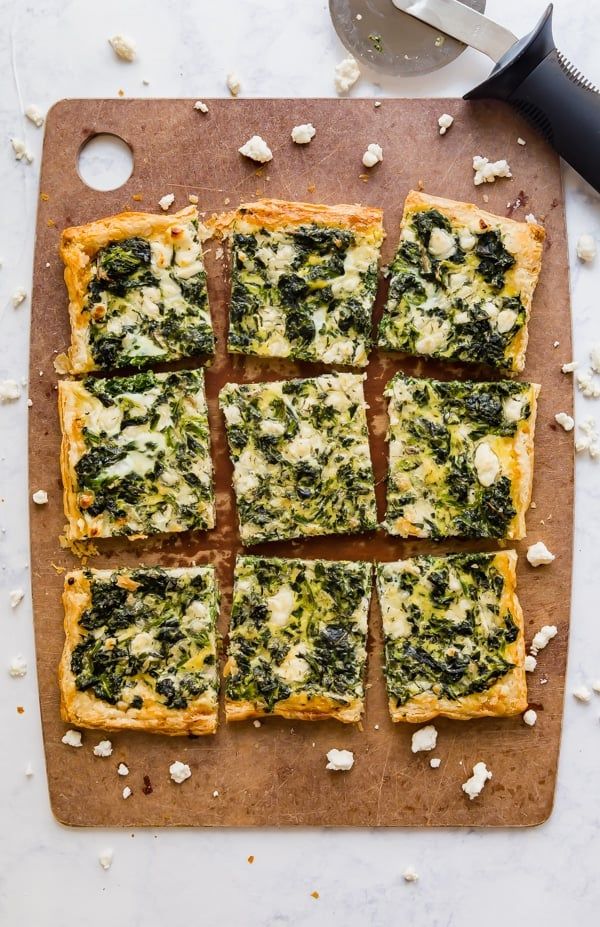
[
  {"x1": 555, "y1": 412, "x2": 574, "y2": 431},
  {"x1": 429, "y1": 227, "x2": 456, "y2": 260},
  {"x1": 194, "y1": 100, "x2": 209, "y2": 113},
  {"x1": 591, "y1": 680, "x2": 600, "y2": 694},
  {"x1": 517, "y1": 137, "x2": 526, "y2": 146},
  {"x1": 158, "y1": 193, "x2": 175, "y2": 211},
  {"x1": 561, "y1": 360, "x2": 578, "y2": 374},
  {"x1": 524, "y1": 655, "x2": 537, "y2": 672},
  {"x1": 93, "y1": 740, "x2": 113, "y2": 758},
  {"x1": 523, "y1": 709, "x2": 537, "y2": 726},
  {"x1": 8, "y1": 655, "x2": 27, "y2": 678},
  {"x1": 334, "y1": 57, "x2": 361, "y2": 94},
  {"x1": 573, "y1": 685, "x2": 591, "y2": 703},
  {"x1": 576, "y1": 233, "x2": 596, "y2": 263},
  {"x1": 411, "y1": 725, "x2": 438, "y2": 753},
  {"x1": 403, "y1": 866, "x2": 419, "y2": 882},
  {"x1": 474, "y1": 442, "x2": 500, "y2": 487},
  {"x1": 169, "y1": 760, "x2": 192, "y2": 784},
  {"x1": 462, "y1": 761, "x2": 492, "y2": 799},
  {"x1": 32, "y1": 490, "x2": 48, "y2": 505},
  {"x1": 188, "y1": 194, "x2": 199, "y2": 205},
  {"x1": 109, "y1": 35, "x2": 136, "y2": 62},
  {"x1": 576, "y1": 369, "x2": 600, "y2": 398},
  {"x1": 362, "y1": 143, "x2": 383, "y2": 168},
  {"x1": 325, "y1": 748, "x2": 354, "y2": 771},
  {"x1": 526, "y1": 541, "x2": 555, "y2": 567},
  {"x1": 122, "y1": 786, "x2": 132, "y2": 799},
  {"x1": 291, "y1": 123, "x2": 316, "y2": 145},
  {"x1": 117, "y1": 763, "x2": 129, "y2": 776},
  {"x1": 238, "y1": 135, "x2": 273, "y2": 163},
  {"x1": 62, "y1": 729, "x2": 82, "y2": 748},
  {"x1": 25, "y1": 104, "x2": 44, "y2": 127},
  {"x1": 525, "y1": 213, "x2": 538, "y2": 224},
  {"x1": 374, "y1": 101, "x2": 381, "y2": 108},
  {"x1": 429, "y1": 757, "x2": 441, "y2": 768},
  {"x1": 575, "y1": 417, "x2": 600, "y2": 457},
  {"x1": 253, "y1": 719, "x2": 261, "y2": 728},
  {"x1": 553, "y1": 341, "x2": 560, "y2": 348},
  {"x1": 25, "y1": 762, "x2": 34, "y2": 777},
  {"x1": 12, "y1": 287, "x2": 27, "y2": 307},
  {"x1": 11, "y1": 138, "x2": 33, "y2": 163},
  {"x1": 226, "y1": 72, "x2": 241, "y2": 97},
  {"x1": 472, "y1": 155, "x2": 512, "y2": 185},
  {"x1": 0, "y1": 380, "x2": 21, "y2": 402},
  {"x1": 9, "y1": 589, "x2": 24, "y2": 608},
  {"x1": 590, "y1": 343, "x2": 600, "y2": 375},
  {"x1": 530, "y1": 625, "x2": 558, "y2": 655},
  {"x1": 212, "y1": 789, "x2": 220, "y2": 797},
  {"x1": 438, "y1": 113, "x2": 454, "y2": 135},
  {"x1": 99, "y1": 848, "x2": 113, "y2": 870}
]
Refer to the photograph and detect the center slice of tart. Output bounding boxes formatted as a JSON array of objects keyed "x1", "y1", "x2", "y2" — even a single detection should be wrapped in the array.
[
  {"x1": 224, "y1": 556, "x2": 372, "y2": 722},
  {"x1": 377, "y1": 191, "x2": 545, "y2": 372},
  {"x1": 222, "y1": 198, "x2": 384, "y2": 366},
  {"x1": 376, "y1": 551, "x2": 527, "y2": 722},
  {"x1": 219, "y1": 371, "x2": 377, "y2": 545},
  {"x1": 59, "y1": 368, "x2": 215, "y2": 540},
  {"x1": 383, "y1": 375, "x2": 539, "y2": 540},
  {"x1": 60, "y1": 206, "x2": 214, "y2": 373},
  {"x1": 59, "y1": 565, "x2": 220, "y2": 735}
]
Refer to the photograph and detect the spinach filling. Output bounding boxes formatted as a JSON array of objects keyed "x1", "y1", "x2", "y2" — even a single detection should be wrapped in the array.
[
  {"x1": 378, "y1": 553, "x2": 519, "y2": 706},
  {"x1": 225, "y1": 557, "x2": 371, "y2": 712},
  {"x1": 70, "y1": 567, "x2": 218, "y2": 710}
]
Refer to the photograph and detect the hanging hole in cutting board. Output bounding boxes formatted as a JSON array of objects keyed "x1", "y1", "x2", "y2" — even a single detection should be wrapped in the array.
[{"x1": 77, "y1": 133, "x2": 133, "y2": 191}]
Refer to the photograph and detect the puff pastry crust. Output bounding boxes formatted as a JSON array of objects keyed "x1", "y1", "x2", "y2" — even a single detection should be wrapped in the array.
[
  {"x1": 59, "y1": 566, "x2": 219, "y2": 735},
  {"x1": 378, "y1": 190, "x2": 545, "y2": 372},
  {"x1": 377, "y1": 550, "x2": 527, "y2": 722}
]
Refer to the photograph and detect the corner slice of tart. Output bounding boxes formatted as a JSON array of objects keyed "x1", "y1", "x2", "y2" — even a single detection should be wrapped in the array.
[
  {"x1": 376, "y1": 550, "x2": 527, "y2": 722},
  {"x1": 221, "y1": 198, "x2": 384, "y2": 366},
  {"x1": 224, "y1": 556, "x2": 372, "y2": 722},
  {"x1": 377, "y1": 191, "x2": 545, "y2": 372},
  {"x1": 59, "y1": 206, "x2": 214, "y2": 373},
  {"x1": 383, "y1": 375, "x2": 539, "y2": 540},
  {"x1": 58, "y1": 368, "x2": 215, "y2": 540},
  {"x1": 219, "y1": 371, "x2": 377, "y2": 545},
  {"x1": 60, "y1": 566, "x2": 219, "y2": 735}
]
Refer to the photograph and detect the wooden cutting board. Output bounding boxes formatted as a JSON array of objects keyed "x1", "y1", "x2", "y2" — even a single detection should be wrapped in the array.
[{"x1": 29, "y1": 98, "x2": 573, "y2": 827}]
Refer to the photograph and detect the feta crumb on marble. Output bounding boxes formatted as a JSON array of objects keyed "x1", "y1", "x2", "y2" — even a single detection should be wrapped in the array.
[
  {"x1": 576, "y1": 233, "x2": 596, "y2": 263},
  {"x1": 109, "y1": 35, "x2": 136, "y2": 62},
  {"x1": 523, "y1": 709, "x2": 537, "y2": 726},
  {"x1": 334, "y1": 57, "x2": 361, "y2": 94},
  {"x1": 573, "y1": 685, "x2": 592, "y2": 703},
  {"x1": 11, "y1": 137, "x2": 33, "y2": 163},
  {"x1": 462, "y1": 762, "x2": 492, "y2": 800},
  {"x1": 576, "y1": 369, "x2": 600, "y2": 398},
  {"x1": 122, "y1": 786, "x2": 132, "y2": 799},
  {"x1": 169, "y1": 760, "x2": 192, "y2": 784},
  {"x1": 9, "y1": 589, "x2": 24, "y2": 608},
  {"x1": 524, "y1": 655, "x2": 537, "y2": 672},
  {"x1": 555, "y1": 412, "x2": 575, "y2": 431},
  {"x1": 575, "y1": 417, "x2": 600, "y2": 458},
  {"x1": 411, "y1": 725, "x2": 438, "y2": 753},
  {"x1": 32, "y1": 489, "x2": 48, "y2": 505},
  {"x1": 12, "y1": 287, "x2": 27, "y2": 307},
  {"x1": 117, "y1": 763, "x2": 129, "y2": 776},
  {"x1": 238, "y1": 135, "x2": 273, "y2": 163},
  {"x1": 291, "y1": 123, "x2": 316, "y2": 145},
  {"x1": 429, "y1": 757, "x2": 441, "y2": 768},
  {"x1": 0, "y1": 380, "x2": 21, "y2": 402},
  {"x1": 93, "y1": 740, "x2": 113, "y2": 758},
  {"x1": 517, "y1": 137, "x2": 526, "y2": 145},
  {"x1": 25, "y1": 104, "x2": 44, "y2": 127},
  {"x1": 590, "y1": 343, "x2": 600, "y2": 375},
  {"x1": 158, "y1": 193, "x2": 175, "y2": 211},
  {"x1": 362, "y1": 143, "x2": 383, "y2": 168},
  {"x1": 62, "y1": 729, "x2": 82, "y2": 748},
  {"x1": 194, "y1": 101, "x2": 208, "y2": 113},
  {"x1": 530, "y1": 625, "x2": 558, "y2": 655},
  {"x1": 25, "y1": 762, "x2": 34, "y2": 777},
  {"x1": 526, "y1": 541, "x2": 555, "y2": 567},
  {"x1": 472, "y1": 155, "x2": 512, "y2": 185},
  {"x1": 438, "y1": 113, "x2": 454, "y2": 135},
  {"x1": 325, "y1": 748, "x2": 354, "y2": 771},
  {"x1": 8, "y1": 655, "x2": 27, "y2": 678},
  {"x1": 403, "y1": 866, "x2": 419, "y2": 882},
  {"x1": 561, "y1": 360, "x2": 578, "y2": 374},
  {"x1": 226, "y1": 72, "x2": 241, "y2": 97},
  {"x1": 99, "y1": 848, "x2": 114, "y2": 870}
]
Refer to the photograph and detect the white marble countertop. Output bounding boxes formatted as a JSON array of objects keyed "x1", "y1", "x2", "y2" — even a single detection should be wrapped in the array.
[{"x1": 1, "y1": 0, "x2": 599, "y2": 923}]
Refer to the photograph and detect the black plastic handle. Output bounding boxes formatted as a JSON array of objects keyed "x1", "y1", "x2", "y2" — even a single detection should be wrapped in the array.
[{"x1": 465, "y1": 4, "x2": 600, "y2": 193}]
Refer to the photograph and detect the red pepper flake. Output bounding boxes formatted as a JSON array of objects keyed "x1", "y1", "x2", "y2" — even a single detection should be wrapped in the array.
[
  {"x1": 131, "y1": 193, "x2": 143, "y2": 202},
  {"x1": 142, "y1": 775, "x2": 153, "y2": 795},
  {"x1": 311, "y1": 891, "x2": 320, "y2": 900},
  {"x1": 247, "y1": 855, "x2": 255, "y2": 864},
  {"x1": 47, "y1": 219, "x2": 56, "y2": 228},
  {"x1": 40, "y1": 192, "x2": 49, "y2": 202}
]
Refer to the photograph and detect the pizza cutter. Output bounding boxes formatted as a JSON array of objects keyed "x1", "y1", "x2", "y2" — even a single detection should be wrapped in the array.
[{"x1": 330, "y1": 1, "x2": 600, "y2": 192}]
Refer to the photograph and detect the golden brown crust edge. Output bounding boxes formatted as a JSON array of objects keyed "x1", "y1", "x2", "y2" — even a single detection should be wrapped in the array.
[
  {"x1": 209, "y1": 197, "x2": 384, "y2": 240},
  {"x1": 509, "y1": 382, "x2": 541, "y2": 540},
  {"x1": 57, "y1": 380, "x2": 87, "y2": 541}
]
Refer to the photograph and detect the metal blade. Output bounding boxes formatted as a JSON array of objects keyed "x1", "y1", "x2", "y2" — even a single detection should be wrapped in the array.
[{"x1": 391, "y1": 0, "x2": 518, "y2": 62}]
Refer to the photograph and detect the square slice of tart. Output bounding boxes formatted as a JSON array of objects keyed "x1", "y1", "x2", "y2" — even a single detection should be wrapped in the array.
[
  {"x1": 222, "y1": 198, "x2": 384, "y2": 366},
  {"x1": 376, "y1": 550, "x2": 527, "y2": 722},
  {"x1": 377, "y1": 191, "x2": 545, "y2": 372},
  {"x1": 59, "y1": 206, "x2": 214, "y2": 373},
  {"x1": 383, "y1": 375, "x2": 539, "y2": 540},
  {"x1": 224, "y1": 556, "x2": 372, "y2": 722},
  {"x1": 59, "y1": 565, "x2": 219, "y2": 735},
  {"x1": 59, "y1": 368, "x2": 215, "y2": 540},
  {"x1": 219, "y1": 372, "x2": 377, "y2": 545}
]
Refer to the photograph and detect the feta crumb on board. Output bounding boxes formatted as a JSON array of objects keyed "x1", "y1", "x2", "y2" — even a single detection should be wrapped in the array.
[
  {"x1": 239, "y1": 135, "x2": 272, "y2": 163},
  {"x1": 561, "y1": 360, "x2": 578, "y2": 374},
  {"x1": 158, "y1": 193, "x2": 175, "y2": 211},
  {"x1": 429, "y1": 757, "x2": 441, "y2": 768},
  {"x1": 362, "y1": 143, "x2": 383, "y2": 168},
  {"x1": 411, "y1": 725, "x2": 438, "y2": 753},
  {"x1": 122, "y1": 786, "x2": 132, "y2": 799},
  {"x1": 523, "y1": 709, "x2": 537, "y2": 726},
  {"x1": 472, "y1": 155, "x2": 512, "y2": 185},
  {"x1": 555, "y1": 412, "x2": 575, "y2": 432},
  {"x1": 525, "y1": 213, "x2": 538, "y2": 224},
  {"x1": 291, "y1": 123, "x2": 316, "y2": 145},
  {"x1": 572, "y1": 685, "x2": 591, "y2": 703},
  {"x1": 109, "y1": 35, "x2": 136, "y2": 62},
  {"x1": 194, "y1": 101, "x2": 209, "y2": 113},
  {"x1": 169, "y1": 761, "x2": 192, "y2": 784},
  {"x1": 8, "y1": 655, "x2": 27, "y2": 678},
  {"x1": 25, "y1": 104, "x2": 44, "y2": 127},
  {"x1": 9, "y1": 589, "x2": 24, "y2": 608},
  {"x1": 524, "y1": 655, "x2": 537, "y2": 672},
  {"x1": 462, "y1": 762, "x2": 492, "y2": 800},
  {"x1": 438, "y1": 113, "x2": 454, "y2": 135},
  {"x1": 11, "y1": 138, "x2": 33, "y2": 163},
  {"x1": 334, "y1": 57, "x2": 361, "y2": 94},
  {"x1": 62, "y1": 729, "x2": 82, "y2": 748},
  {"x1": 32, "y1": 490, "x2": 48, "y2": 505},
  {"x1": 13, "y1": 286, "x2": 27, "y2": 306},
  {"x1": 226, "y1": 72, "x2": 241, "y2": 97},
  {"x1": 325, "y1": 748, "x2": 354, "y2": 771},
  {"x1": 99, "y1": 848, "x2": 114, "y2": 870},
  {"x1": 403, "y1": 866, "x2": 419, "y2": 882},
  {"x1": 212, "y1": 789, "x2": 220, "y2": 797},
  {"x1": 0, "y1": 380, "x2": 21, "y2": 402},
  {"x1": 517, "y1": 137, "x2": 527, "y2": 145},
  {"x1": 576, "y1": 233, "x2": 596, "y2": 263},
  {"x1": 530, "y1": 624, "x2": 558, "y2": 655},
  {"x1": 526, "y1": 541, "x2": 555, "y2": 567},
  {"x1": 93, "y1": 740, "x2": 113, "y2": 758},
  {"x1": 253, "y1": 719, "x2": 261, "y2": 728},
  {"x1": 117, "y1": 763, "x2": 129, "y2": 776}
]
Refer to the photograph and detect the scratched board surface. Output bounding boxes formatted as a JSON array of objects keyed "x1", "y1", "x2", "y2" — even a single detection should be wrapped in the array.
[{"x1": 29, "y1": 99, "x2": 572, "y2": 827}]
